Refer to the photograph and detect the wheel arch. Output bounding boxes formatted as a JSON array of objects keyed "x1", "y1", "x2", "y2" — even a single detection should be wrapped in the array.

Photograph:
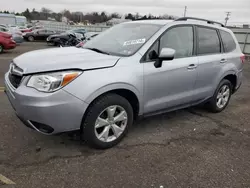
[
  {"x1": 214, "y1": 70, "x2": 237, "y2": 92},
  {"x1": 223, "y1": 74, "x2": 237, "y2": 93},
  {"x1": 83, "y1": 84, "x2": 142, "y2": 121}
]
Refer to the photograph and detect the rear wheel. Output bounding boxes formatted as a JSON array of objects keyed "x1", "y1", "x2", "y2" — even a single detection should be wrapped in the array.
[
  {"x1": 81, "y1": 94, "x2": 133, "y2": 149},
  {"x1": 28, "y1": 36, "x2": 34, "y2": 42},
  {"x1": 206, "y1": 79, "x2": 232, "y2": 113},
  {"x1": 0, "y1": 44, "x2": 3, "y2": 53}
]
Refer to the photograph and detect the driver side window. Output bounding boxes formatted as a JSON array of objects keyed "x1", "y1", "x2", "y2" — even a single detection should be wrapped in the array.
[
  {"x1": 160, "y1": 26, "x2": 194, "y2": 58},
  {"x1": 145, "y1": 26, "x2": 194, "y2": 62}
]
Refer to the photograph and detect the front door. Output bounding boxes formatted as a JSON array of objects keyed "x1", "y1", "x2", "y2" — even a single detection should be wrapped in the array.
[
  {"x1": 36, "y1": 30, "x2": 47, "y2": 40},
  {"x1": 143, "y1": 26, "x2": 198, "y2": 114}
]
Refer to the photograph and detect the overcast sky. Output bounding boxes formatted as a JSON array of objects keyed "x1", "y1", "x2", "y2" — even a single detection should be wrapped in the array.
[{"x1": 1, "y1": 0, "x2": 250, "y2": 24}]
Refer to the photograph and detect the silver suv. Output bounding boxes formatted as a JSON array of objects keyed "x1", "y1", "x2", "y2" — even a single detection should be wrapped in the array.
[{"x1": 5, "y1": 17, "x2": 245, "y2": 149}]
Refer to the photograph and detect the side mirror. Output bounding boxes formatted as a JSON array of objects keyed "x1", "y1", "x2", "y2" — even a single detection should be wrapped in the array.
[
  {"x1": 159, "y1": 48, "x2": 175, "y2": 61},
  {"x1": 154, "y1": 48, "x2": 175, "y2": 68}
]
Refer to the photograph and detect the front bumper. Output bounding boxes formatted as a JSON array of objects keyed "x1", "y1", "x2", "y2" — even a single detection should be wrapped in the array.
[
  {"x1": 4, "y1": 41, "x2": 16, "y2": 50},
  {"x1": 4, "y1": 73, "x2": 88, "y2": 135}
]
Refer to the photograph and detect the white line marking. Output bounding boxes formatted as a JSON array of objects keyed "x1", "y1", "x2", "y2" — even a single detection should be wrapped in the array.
[{"x1": 0, "y1": 174, "x2": 16, "y2": 185}]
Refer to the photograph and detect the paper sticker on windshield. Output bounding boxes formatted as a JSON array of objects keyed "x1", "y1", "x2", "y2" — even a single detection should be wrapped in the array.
[{"x1": 123, "y1": 38, "x2": 146, "y2": 46}]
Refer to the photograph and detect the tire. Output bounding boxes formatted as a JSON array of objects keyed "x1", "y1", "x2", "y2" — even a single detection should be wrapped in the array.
[
  {"x1": 28, "y1": 36, "x2": 34, "y2": 42},
  {"x1": 0, "y1": 44, "x2": 3, "y2": 53},
  {"x1": 206, "y1": 79, "x2": 232, "y2": 113},
  {"x1": 81, "y1": 94, "x2": 133, "y2": 149}
]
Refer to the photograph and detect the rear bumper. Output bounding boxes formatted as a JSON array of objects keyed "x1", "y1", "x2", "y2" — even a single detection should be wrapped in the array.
[{"x1": 4, "y1": 73, "x2": 88, "y2": 135}]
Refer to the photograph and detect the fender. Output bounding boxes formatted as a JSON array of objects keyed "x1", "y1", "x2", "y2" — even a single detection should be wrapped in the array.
[
  {"x1": 213, "y1": 68, "x2": 237, "y2": 92},
  {"x1": 85, "y1": 82, "x2": 143, "y2": 115}
]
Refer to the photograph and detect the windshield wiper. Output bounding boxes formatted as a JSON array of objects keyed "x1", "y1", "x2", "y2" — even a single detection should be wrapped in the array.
[{"x1": 85, "y1": 48, "x2": 110, "y2": 55}]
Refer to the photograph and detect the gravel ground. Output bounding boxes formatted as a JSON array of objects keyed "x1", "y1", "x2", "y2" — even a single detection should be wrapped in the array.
[{"x1": 0, "y1": 42, "x2": 250, "y2": 188}]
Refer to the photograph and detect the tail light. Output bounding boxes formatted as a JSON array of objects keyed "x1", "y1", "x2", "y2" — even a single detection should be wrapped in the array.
[{"x1": 240, "y1": 54, "x2": 245, "y2": 64}]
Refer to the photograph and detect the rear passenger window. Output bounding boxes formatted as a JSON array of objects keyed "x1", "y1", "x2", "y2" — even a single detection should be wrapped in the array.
[
  {"x1": 197, "y1": 27, "x2": 221, "y2": 55},
  {"x1": 220, "y1": 30, "x2": 236, "y2": 52}
]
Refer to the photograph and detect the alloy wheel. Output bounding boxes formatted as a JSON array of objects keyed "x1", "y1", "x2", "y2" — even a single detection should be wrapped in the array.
[
  {"x1": 216, "y1": 85, "x2": 230, "y2": 109},
  {"x1": 95, "y1": 105, "x2": 128, "y2": 142}
]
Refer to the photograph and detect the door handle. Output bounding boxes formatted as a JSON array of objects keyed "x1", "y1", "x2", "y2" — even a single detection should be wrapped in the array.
[
  {"x1": 220, "y1": 59, "x2": 227, "y2": 64},
  {"x1": 187, "y1": 64, "x2": 197, "y2": 70}
]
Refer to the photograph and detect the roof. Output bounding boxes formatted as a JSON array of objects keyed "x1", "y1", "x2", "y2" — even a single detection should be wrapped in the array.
[
  {"x1": 129, "y1": 19, "x2": 174, "y2": 25},
  {"x1": 0, "y1": 13, "x2": 15, "y2": 18},
  {"x1": 15, "y1": 16, "x2": 27, "y2": 19}
]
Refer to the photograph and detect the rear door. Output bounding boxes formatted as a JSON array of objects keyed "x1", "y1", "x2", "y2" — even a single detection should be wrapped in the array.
[{"x1": 193, "y1": 26, "x2": 224, "y2": 99}]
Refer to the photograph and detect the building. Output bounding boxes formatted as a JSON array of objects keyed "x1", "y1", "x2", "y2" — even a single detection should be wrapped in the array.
[
  {"x1": 15, "y1": 16, "x2": 27, "y2": 26},
  {"x1": 0, "y1": 13, "x2": 16, "y2": 25},
  {"x1": 0, "y1": 14, "x2": 27, "y2": 26}
]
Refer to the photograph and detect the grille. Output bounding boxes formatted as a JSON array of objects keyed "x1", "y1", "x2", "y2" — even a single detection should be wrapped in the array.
[{"x1": 8, "y1": 73, "x2": 23, "y2": 88}]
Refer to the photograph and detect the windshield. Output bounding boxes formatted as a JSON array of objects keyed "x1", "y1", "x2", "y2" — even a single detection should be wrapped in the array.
[{"x1": 83, "y1": 23, "x2": 162, "y2": 56}]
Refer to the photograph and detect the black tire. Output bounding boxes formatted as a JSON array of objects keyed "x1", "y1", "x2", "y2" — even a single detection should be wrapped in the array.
[
  {"x1": 28, "y1": 36, "x2": 34, "y2": 42},
  {"x1": 0, "y1": 44, "x2": 3, "y2": 53},
  {"x1": 206, "y1": 79, "x2": 232, "y2": 113},
  {"x1": 81, "y1": 94, "x2": 133, "y2": 149}
]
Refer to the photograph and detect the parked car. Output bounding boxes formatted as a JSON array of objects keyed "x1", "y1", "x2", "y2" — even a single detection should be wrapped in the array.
[
  {"x1": 4, "y1": 18, "x2": 244, "y2": 149},
  {"x1": 19, "y1": 26, "x2": 32, "y2": 33},
  {"x1": 76, "y1": 32, "x2": 99, "y2": 47},
  {"x1": 47, "y1": 28, "x2": 86, "y2": 45},
  {"x1": 0, "y1": 24, "x2": 7, "y2": 28},
  {"x1": 0, "y1": 26, "x2": 23, "y2": 44},
  {"x1": 0, "y1": 31, "x2": 16, "y2": 53},
  {"x1": 23, "y1": 29, "x2": 57, "y2": 41},
  {"x1": 53, "y1": 33, "x2": 82, "y2": 47},
  {"x1": 19, "y1": 25, "x2": 44, "y2": 34}
]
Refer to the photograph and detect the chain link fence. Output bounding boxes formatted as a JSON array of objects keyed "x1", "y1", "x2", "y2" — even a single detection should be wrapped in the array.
[
  {"x1": 41, "y1": 22, "x2": 110, "y2": 32},
  {"x1": 230, "y1": 28, "x2": 250, "y2": 58}
]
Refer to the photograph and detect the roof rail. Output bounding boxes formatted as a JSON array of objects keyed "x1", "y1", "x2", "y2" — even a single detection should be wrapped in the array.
[{"x1": 175, "y1": 17, "x2": 225, "y2": 27}]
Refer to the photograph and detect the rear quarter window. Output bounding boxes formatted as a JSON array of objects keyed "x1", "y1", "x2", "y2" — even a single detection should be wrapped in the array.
[{"x1": 220, "y1": 30, "x2": 237, "y2": 52}]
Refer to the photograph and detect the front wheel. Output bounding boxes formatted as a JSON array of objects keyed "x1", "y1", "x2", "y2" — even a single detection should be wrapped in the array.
[
  {"x1": 81, "y1": 94, "x2": 133, "y2": 149},
  {"x1": 206, "y1": 79, "x2": 232, "y2": 113},
  {"x1": 28, "y1": 36, "x2": 34, "y2": 42}
]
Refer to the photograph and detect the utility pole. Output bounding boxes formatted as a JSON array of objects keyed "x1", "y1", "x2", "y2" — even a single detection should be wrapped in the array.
[
  {"x1": 184, "y1": 6, "x2": 187, "y2": 17},
  {"x1": 225, "y1": 12, "x2": 231, "y2": 26}
]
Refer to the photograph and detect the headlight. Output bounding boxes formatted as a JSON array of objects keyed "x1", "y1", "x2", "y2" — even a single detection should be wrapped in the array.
[{"x1": 27, "y1": 71, "x2": 82, "y2": 92}]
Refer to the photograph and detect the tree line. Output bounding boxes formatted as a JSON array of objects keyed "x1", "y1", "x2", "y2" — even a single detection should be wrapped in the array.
[{"x1": 0, "y1": 8, "x2": 176, "y2": 24}]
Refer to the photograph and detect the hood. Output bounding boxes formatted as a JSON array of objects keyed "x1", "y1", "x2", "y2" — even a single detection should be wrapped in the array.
[
  {"x1": 0, "y1": 32, "x2": 12, "y2": 38},
  {"x1": 13, "y1": 47, "x2": 120, "y2": 74}
]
